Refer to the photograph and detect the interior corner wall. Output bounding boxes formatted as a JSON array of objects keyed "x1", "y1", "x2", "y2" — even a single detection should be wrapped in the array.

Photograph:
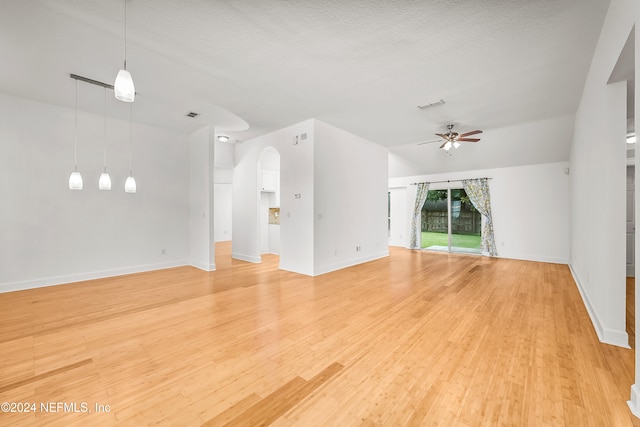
[
  {"x1": 388, "y1": 162, "x2": 571, "y2": 264},
  {"x1": 189, "y1": 126, "x2": 216, "y2": 270},
  {"x1": 0, "y1": 92, "x2": 190, "y2": 293},
  {"x1": 232, "y1": 119, "x2": 314, "y2": 275},
  {"x1": 213, "y1": 168, "x2": 233, "y2": 242},
  {"x1": 389, "y1": 187, "x2": 408, "y2": 247},
  {"x1": 313, "y1": 120, "x2": 389, "y2": 275},
  {"x1": 569, "y1": 0, "x2": 635, "y2": 348}
]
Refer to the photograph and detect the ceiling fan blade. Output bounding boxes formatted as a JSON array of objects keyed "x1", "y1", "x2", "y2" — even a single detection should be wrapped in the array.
[
  {"x1": 439, "y1": 141, "x2": 448, "y2": 149},
  {"x1": 457, "y1": 138, "x2": 480, "y2": 142},
  {"x1": 417, "y1": 139, "x2": 442, "y2": 145},
  {"x1": 458, "y1": 130, "x2": 482, "y2": 138},
  {"x1": 435, "y1": 133, "x2": 449, "y2": 140}
]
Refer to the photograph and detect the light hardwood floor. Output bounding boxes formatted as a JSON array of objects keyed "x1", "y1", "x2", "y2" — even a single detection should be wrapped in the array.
[{"x1": 1, "y1": 243, "x2": 638, "y2": 426}]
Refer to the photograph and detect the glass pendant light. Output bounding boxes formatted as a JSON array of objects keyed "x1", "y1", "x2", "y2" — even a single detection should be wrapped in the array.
[
  {"x1": 124, "y1": 103, "x2": 137, "y2": 193},
  {"x1": 114, "y1": 0, "x2": 135, "y2": 102},
  {"x1": 69, "y1": 78, "x2": 83, "y2": 190},
  {"x1": 99, "y1": 87, "x2": 112, "y2": 190}
]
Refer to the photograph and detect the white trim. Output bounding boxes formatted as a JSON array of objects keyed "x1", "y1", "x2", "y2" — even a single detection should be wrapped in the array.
[
  {"x1": 0, "y1": 260, "x2": 188, "y2": 294},
  {"x1": 190, "y1": 261, "x2": 216, "y2": 272},
  {"x1": 313, "y1": 251, "x2": 389, "y2": 276},
  {"x1": 232, "y1": 252, "x2": 262, "y2": 263},
  {"x1": 497, "y1": 253, "x2": 570, "y2": 265},
  {"x1": 569, "y1": 264, "x2": 630, "y2": 348},
  {"x1": 629, "y1": 384, "x2": 640, "y2": 418}
]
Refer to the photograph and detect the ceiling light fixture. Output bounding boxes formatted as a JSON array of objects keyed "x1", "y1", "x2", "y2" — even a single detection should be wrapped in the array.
[
  {"x1": 99, "y1": 87, "x2": 112, "y2": 190},
  {"x1": 417, "y1": 99, "x2": 446, "y2": 110},
  {"x1": 627, "y1": 134, "x2": 636, "y2": 144},
  {"x1": 114, "y1": 0, "x2": 135, "y2": 102},
  {"x1": 125, "y1": 103, "x2": 137, "y2": 193},
  {"x1": 217, "y1": 135, "x2": 230, "y2": 143},
  {"x1": 68, "y1": 78, "x2": 83, "y2": 190}
]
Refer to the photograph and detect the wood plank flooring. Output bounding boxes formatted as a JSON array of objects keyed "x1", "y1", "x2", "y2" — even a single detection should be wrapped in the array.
[{"x1": 0, "y1": 242, "x2": 638, "y2": 426}]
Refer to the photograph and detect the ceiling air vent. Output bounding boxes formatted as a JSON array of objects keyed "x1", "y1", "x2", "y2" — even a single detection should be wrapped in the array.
[{"x1": 185, "y1": 112, "x2": 200, "y2": 118}]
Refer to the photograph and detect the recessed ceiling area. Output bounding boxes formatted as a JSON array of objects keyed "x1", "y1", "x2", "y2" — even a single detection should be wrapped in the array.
[{"x1": 0, "y1": 0, "x2": 610, "y2": 175}]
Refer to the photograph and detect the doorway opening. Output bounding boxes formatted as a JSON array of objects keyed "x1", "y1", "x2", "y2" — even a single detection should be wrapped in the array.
[
  {"x1": 421, "y1": 188, "x2": 481, "y2": 254},
  {"x1": 258, "y1": 147, "x2": 281, "y2": 262},
  {"x1": 607, "y1": 27, "x2": 635, "y2": 348}
]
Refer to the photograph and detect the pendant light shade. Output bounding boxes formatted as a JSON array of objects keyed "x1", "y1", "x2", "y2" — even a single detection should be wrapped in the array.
[
  {"x1": 115, "y1": 0, "x2": 135, "y2": 102},
  {"x1": 69, "y1": 78, "x2": 83, "y2": 190},
  {"x1": 125, "y1": 175, "x2": 137, "y2": 193},
  {"x1": 69, "y1": 170, "x2": 83, "y2": 190},
  {"x1": 99, "y1": 170, "x2": 112, "y2": 190},
  {"x1": 115, "y1": 68, "x2": 135, "y2": 102}
]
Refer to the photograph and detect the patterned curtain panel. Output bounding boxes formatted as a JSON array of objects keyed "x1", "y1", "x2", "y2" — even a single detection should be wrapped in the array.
[
  {"x1": 462, "y1": 178, "x2": 498, "y2": 256},
  {"x1": 410, "y1": 183, "x2": 429, "y2": 249}
]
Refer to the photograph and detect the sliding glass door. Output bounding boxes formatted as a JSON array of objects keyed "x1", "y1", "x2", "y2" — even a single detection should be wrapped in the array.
[{"x1": 421, "y1": 188, "x2": 481, "y2": 254}]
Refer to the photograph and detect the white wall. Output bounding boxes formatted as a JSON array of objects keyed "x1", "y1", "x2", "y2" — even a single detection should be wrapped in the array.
[
  {"x1": 389, "y1": 187, "x2": 408, "y2": 247},
  {"x1": 213, "y1": 139, "x2": 234, "y2": 243},
  {"x1": 0, "y1": 93, "x2": 189, "y2": 292},
  {"x1": 571, "y1": 0, "x2": 638, "y2": 346},
  {"x1": 569, "y1": 0, "x2": 636, "y2": 350},
  {"x1": 233, "y1": 119, "x2": 315, "y2": 274},
  {"x1": 189, "y1": 126, "x2": 216, "y2": 270},
  {"x1": 313, "y1": 120, "x2": 389, "y2": 275},
  {"x1": 571, "y1": 0, "x2": 640, "y2": 413},
  {"x1": 233, "y1": 118, "x2": 388, "y2": 276},
  {"x1": 389, "y1": 162, "x2": 571, "y2": 264}
]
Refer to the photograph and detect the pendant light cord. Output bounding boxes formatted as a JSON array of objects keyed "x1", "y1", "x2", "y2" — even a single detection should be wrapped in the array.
[
  {"x1": 129, "y1": 103, "x2": 133, "y2": 175},
  {"x1": 103, "y1": 86, "x2": 107, "y2": 171},
  {"x1": 74, "y1": 78, "x2": 78, "y2": 172},
  {"x1": 123, "y1": 0, "x2": 128, "y2": 70}
]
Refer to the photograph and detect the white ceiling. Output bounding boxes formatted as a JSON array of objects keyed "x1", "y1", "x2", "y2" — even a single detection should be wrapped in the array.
[{"x1": 0, "y1": 0, "x2": 610, "y2": 175}]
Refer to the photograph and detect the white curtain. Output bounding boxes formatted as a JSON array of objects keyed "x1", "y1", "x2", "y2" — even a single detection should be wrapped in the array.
[
  {"x1": 410, "y1": 183, "x2": 429, "y2": 249},
  {"x1": 462, "y1": 178, "x2": 497, "y2": 256}
]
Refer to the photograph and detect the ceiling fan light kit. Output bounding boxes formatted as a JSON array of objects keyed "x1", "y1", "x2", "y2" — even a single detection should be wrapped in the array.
[{"x1": 416, "y1": 124, "x2": 483, "y2": 151}]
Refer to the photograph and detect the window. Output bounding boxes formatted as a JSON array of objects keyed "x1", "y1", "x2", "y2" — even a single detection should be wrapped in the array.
[{"x1": 421, "y1": 188, "x2": 481, "y2": 254}]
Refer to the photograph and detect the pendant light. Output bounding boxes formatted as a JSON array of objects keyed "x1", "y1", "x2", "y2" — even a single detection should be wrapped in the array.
[
  {"x1": 114, "y1": 0, "x2": 135, "y2": 102},
  {"x1": 99, "y1": 87, "x2": 112, "y2": 190},
  {"x1": 124, "y1": 103, "x2": 137, "y2": 193},
  {"x1": 68, "y1": 78, "x2": 83, "y2": 190}
]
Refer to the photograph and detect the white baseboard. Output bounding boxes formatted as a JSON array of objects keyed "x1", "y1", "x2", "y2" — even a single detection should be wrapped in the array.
[
  {"x1": 190, "y1": 261, "x2": 216, "y2": 272},
  {"x1": 232, "y1": 252, "x2": 262, "y2": 263},
  {"x1": 313, "y1": 250, "x2": 389, "y2": 276},
  {"x1": 278, "y1": 263, "x2": 313, "y2": 276},
  {"x1": 0, "y1": 260, "x2": 189, "y2": 294},
  {"x1": 569, "y1": 264, "x2": 630, "y2": 348},
  {"x1": 629, "y1": 384, "x2": 640, "y2": 418},
  {"x1": 498, "y1": 252, "x2": 569, "y2": 264}
]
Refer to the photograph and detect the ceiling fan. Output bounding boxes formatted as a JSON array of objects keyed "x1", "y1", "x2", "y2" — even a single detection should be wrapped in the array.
[{"x1": 418, "y1": 124, "x2": 483, "y2": 151}]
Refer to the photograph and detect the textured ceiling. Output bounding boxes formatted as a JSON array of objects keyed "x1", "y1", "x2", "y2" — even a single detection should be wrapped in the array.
[{"x1": 0, "y1": 0, "x2": 610, "y2": 174}]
